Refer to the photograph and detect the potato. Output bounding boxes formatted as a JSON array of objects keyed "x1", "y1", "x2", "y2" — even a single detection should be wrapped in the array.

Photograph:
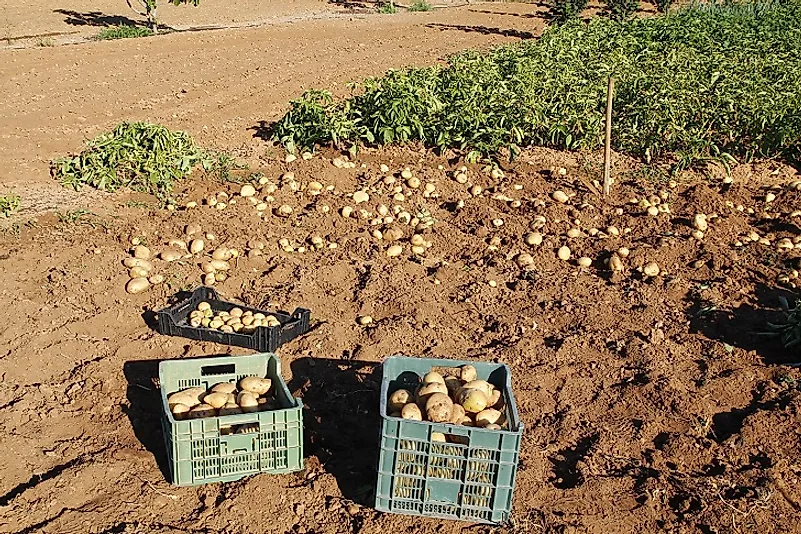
[
  {"x1": 125, "y1": 277, "x2": 150, "y2": 294},
  {"x1": 431, "y1": 432, "x2": 446, "y2": 443},
  {"x1": 160, "y1": 249, "x2": 183, "y2": 262},
  {"x1": 443, "y1": 376, "x2": 462, "y2": 395},
  {"x1": 401, "y1": 403, "x2": 423, "y2": 421},
  {"x1": 123, "y1": 257, "x2": 153, "y2": 270},
  {"x1": 202, "y1": 392, "x2": 230, "y2": 409},
  {"x1": 168, "y1": 387, "x2": 205, "y2": 408},
  {"x1": 188, "y1": 403, "x2": 216, "y2": 418},
  {"x1": 211, "y1": 382, "x2": 237, "y2": 394},
  {"x1": 210, "y1": 259, "x2": 231, "y2": 271},
  {"x1": 219, "y1": 402, "x2": 242, "y2": 416},
  {"x1": 389, "y1": 389, "x2": 412, "y2": 413},
  {"x1": 459, "y1": 414, "x2": 474, "y2": 426},
  {"x1": 212, "y1": 248, "x2": 233, "y2": 261},
  {"x1": 459, "y1": 389, "x2": 489, "y2": 413},
  {"x1": 237, "y1": 391, "x2": 259, "y2": 413},
  {"x1": 489, "y1": 389, "x2": 504, "y2": 410},
  {"x1": 422, "y1": 371, "x2": 445, "y2": 385},
  {"x1": 240, "y1": 376, "x2": 272, "y2": 395},
  {"x1": 133, "y1": 245, "x2": 151, "y2": 260},
  {"x1": 425, "y1": 393, "x2": 453, "y2": 423},
  {"x1": 463, "y1": 380, "x2": 493, "y2": 398},
  {"x1": 416, "y1": 382, "x2": 448, "y2": 405},
  {"x1": 449, "y1": 403, "x2": 466, "y2": 424},
  {"x1": 171, "y1": 403, "x2": 190, "y2": 419},
  {"x1": 129, "y1": 266, "x2": 149, "y2": 278},
  {"x1": 189, "y1": 239, "x2": 205, "y2": 254},
  {"x1": 475, "y1": 408, "x2": 502, "y2": 427},
  {"x1": 484, "y1": 424, "x2": 501, "y2": 430},
  {"x1": 460, "y1": 365, "x2": 477, "y2": 382}
]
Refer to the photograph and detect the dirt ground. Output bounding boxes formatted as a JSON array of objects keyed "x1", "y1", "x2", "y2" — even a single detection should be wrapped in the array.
[{"x1": 2, "y1": 2, "x2": 801, "y2": 534}]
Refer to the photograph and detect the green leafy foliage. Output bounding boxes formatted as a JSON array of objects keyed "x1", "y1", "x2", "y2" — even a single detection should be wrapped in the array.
[
  {"x1": 378, "y1": 1, "x2": 397, "y2": 14},
  {"x1": 272, "y1": 1, "x2": 801, "y2": 172},
  {"x1": 0, "y1": 194, "x2": 20, "y2": 218},
  {"x1": 95, "y1": 25, "x2": 153, "y2": 40},
  {"x1": 764, "y1": 297, "x2": 801, "y2": 352},
  {"x1": 408, "y1": 0, "x2": 432, "y2": 11},
  {"x1": 52, "y1": 122, "x2": 211, "y2": 200},
  {"x1": 548, "y1": 0, "x2": 589, "y2": 23},
  {"x1": 603, "y1": 0, "x2": 639, "y2": 20}
]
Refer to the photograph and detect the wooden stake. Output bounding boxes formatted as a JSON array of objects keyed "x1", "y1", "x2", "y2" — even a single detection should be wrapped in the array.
[{"x1": 603, "y1": 76, "x2": 615, "y2": 196}]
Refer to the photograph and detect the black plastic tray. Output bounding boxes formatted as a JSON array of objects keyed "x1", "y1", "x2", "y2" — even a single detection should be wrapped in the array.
[{"x1": 156, "y1": 286, "x2": 310, "y2": 352}]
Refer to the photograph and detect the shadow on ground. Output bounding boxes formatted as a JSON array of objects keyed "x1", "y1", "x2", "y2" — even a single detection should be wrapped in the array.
[
  {"x1": 426, "y1": 23, "x2": 536, "y2": 39},
  {"x1": 288, "y1": 357, "x2": 382, "y2": 506},
  {"x1": 689, "y1": 279, "x2": 800, "y2": 365},
  {"x1": 54, "y1": 9, "x2": 152, "y2": 28},
  {"x1": 122, "y1": 358, "x2": 172, "y2": 482}
]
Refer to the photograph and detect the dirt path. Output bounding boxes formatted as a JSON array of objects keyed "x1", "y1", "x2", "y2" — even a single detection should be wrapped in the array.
[{"x1": 0, "y1": 3, "x2": 545, "y2": 215}]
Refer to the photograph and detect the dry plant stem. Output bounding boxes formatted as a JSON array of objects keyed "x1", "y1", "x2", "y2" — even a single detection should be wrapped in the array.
[{"x1": 603, "y1": 76, "x2": 615, "y2": 196}]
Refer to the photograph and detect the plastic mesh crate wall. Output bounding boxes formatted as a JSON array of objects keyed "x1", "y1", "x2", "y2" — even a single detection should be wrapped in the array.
[
  {"x1": 159, "y1": 352, "x2": 304, "y2": 486},
  {"x1": 375, "y1": 355, "x2": 523, "y2": 524}
]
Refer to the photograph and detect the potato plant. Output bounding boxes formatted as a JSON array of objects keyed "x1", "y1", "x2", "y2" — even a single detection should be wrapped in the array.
[{"x1": 126, "y1": 0, "x2": 200, "y2": 33}]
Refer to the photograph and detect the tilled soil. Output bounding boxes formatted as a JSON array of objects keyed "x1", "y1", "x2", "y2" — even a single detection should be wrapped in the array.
[{"x1": 1, "y1": 144, "x2": 800, "y2": 534}]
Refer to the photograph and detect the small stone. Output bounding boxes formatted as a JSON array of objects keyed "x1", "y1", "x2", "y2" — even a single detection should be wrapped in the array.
[
  {"x1": 492, "y1": 218, "x2": 504, "y2": 227},
  {"x1": 557, "y1": 246, "x2": 571, "y2": 261},
  {"x1": 387, "y1": 245, "x2": 403, "y2": 257},
  {"x1": 765, "y1": 192, "x2": 777, "y2": 203},
  {"x1": 353, "y1": 191, "x2": 369, "y2": 204},
  {"x1": 552, "y1": 190, "x2": 569, "y2": 203},
  {"x1": 240, "y1": 184, "x2": 256, "y2": 197},
  {"x1": 276, "y1": 204, "x2": 293, "y2": 217},
  {"x1": 643, "y1": 262, "x2": 660, "y2": 277},
  {"x1": 488, "y1": 280, "x2": 497, "y2": 288}
]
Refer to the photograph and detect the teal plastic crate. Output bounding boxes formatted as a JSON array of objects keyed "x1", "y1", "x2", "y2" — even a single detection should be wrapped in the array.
[
  {"x1": 376, "y1": 355, "x2": 523, "y2": 524},
  {"x1": 159, "y1": 353, "x2": 304, "y2": 486}
]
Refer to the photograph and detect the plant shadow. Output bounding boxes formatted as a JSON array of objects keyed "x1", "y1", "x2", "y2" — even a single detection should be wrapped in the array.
[
  {"x1": 467, "y1": 7, "x2": 549, "y2": 20},
  {"x1": 688, "y1": 279, "x2": 799, "y2": 365},
  {"x1": 53, "y1": 9, "x2": 176, "y2": 31},
  {"x1": 288, "y1": 357, "x2": 382, "y2": 506},
  {"x1": 250, "y1": 121, "x2": 275, "y2": 142},
  {"x1": 426, "y1": 23, "x2": 536, "y2": 39}
]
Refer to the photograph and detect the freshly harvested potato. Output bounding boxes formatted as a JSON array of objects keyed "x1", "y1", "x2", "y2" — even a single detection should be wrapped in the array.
[
  {"x1": 237, "y1": 391, "x2": 259, "y2": 413},
  {"x1": 160, "y1": 249, "x2": 183, "y2": 262},
  {"x1": 425, "y1": 393, "x2": 453, "y2": 423},
  {"x1": 239, "y1": 376, "x2": 272, "y2": 395},
  {"x1": 126, "y1": 277, "x2": 150, "y2": 294},
  {"x1": 449, "y1": 403, "x2": 466, "y2": 424},
  {"x1": 422, "y1": 371, "x2": 445, "y2": 385},
  {"x1": 401, "y1": 403, "x2": 423, "y2": 421},
  {"x1": 431, "y1": 432, "x2": 446, "y2": 443},
  {"x1": 202, "y1": 392, "x2": 230, "y2": 409},
  {"x1": 171, "y1": 403, "x2": 190, "y2": 419},
  {"x1": 211, "y1": 382, "x2": 237, "y2": 394},
  {"x1": 417, "y1": 382, "x2": 448, "y2": 405},
  {"x1": 463, "y1": 380, "x2": 493, "y2": 398},
  {"x1": 389, "y1": 389, "x2": 412, "y2": 413},
  {"x1": 458, "y1": 389, "x2": 489, "y2": 414},
  {"x1": 475, "y1": 408, "x2": 502, "y2": 427},
  {"x1": 443, "y1": 376, "x2": 462, "y2": 395},
  {"x1": 188, "y1": 403, "x2": 216, "y2": 418},
  {"x1": 490, "y1": 389, "x2": 505, "y2": 410},
  {"x1": 210, "y1": 259, "x2": 231, "y2": 271},
  {"x1": 460, "y1": 365, "x2": 477, "y2": 382},
  {"x1": 129, "y1": 266, "x2": 150, "y2": 278},
  {"x1": 459, "y1": 414, "x2": 474, "y2": 426},
  {"x1": 484, "y1": 424, "x2": 502, "y2": 430},
  {"x1": 219, "y1": 402, "x2": 242, "y2": 416},
  {"x1": 123, "y1": 257, "x2": 153, "y2": 270},
  {"x1": 168, "y1": 387, "x2": 205, "y2": 408},
  {"x1": 212, "y1": 248, "x2": 233, "y2": 261}
]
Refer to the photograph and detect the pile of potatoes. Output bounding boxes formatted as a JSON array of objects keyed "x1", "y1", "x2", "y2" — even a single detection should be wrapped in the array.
[
  {"x1": 387, "y1": 365, "x2": 506, "y2": 430},
  {"x1": 187, "y1": 302, "x2": 281, "y2": 333},
  {"x1": 167, "y1": 375, "x2": 276, "y2": 420}
]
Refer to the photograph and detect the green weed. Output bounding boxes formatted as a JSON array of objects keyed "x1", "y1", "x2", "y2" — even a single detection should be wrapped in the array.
[
  {"x1": 52, "y1": 122, "x2": 210, "y2": 200},
  {"x1": 408, "y1": 0, "x2": 432, "y2": 11},
  {"x1": 95, "y1": 25, "x2": 154, "y2": 40},
  {"x1": 273, "y1": 0, "x2": 801, "y2": 173},
  {"x1": 603, "y1": 0, "x2": 639, "y2": 20},
  {"x1": 56, "y1": 209, "x2": 105, "y2": 228},
  {"x1": 0, "y1": 194, "x2": 21, "y2": 218},
  {"x1": 36, "y1": 37, "x2": 55, "y2": 47}
]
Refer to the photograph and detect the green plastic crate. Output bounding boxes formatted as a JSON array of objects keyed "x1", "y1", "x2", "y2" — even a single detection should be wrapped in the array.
[
  {"x1": 159, "y1": 353, "x2": 304, "y2": 486},
  {"x1": 376, "y1": 355, "x2": 523, "y2": 524}
]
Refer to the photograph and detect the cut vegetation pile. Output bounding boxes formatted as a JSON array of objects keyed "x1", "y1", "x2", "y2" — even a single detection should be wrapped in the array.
[
  {"x1": 52, "y1": 122, "x2": 210, "y2": 200},
  {"x1": 274, "y1": 1, "x2": 801, "y2": 170}
]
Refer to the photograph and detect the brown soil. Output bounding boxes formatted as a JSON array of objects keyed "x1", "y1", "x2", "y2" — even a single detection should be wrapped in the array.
[{"x1": 2, "y1": 3, "x2": 801, "y2": 534}]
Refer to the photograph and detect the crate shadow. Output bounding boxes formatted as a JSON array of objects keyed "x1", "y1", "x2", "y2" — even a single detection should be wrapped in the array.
[
  {"x1": 288, "y1": 357, "x2": 382, "y2": 506},
  {"x1": 122, "y1": 358, "x2": 171, "y2": 482}
]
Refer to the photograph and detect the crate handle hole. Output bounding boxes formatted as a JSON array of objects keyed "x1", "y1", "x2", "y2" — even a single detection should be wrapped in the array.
[
  {"x1": 221, "y1": 422, "x2": 260, "y2": 435},
  {"x1": 201, "y1": 363, "x2": 235, "y2": 376},
  {"x1": 443, "y1": 433, "x2": 469, "y2": 446}
]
